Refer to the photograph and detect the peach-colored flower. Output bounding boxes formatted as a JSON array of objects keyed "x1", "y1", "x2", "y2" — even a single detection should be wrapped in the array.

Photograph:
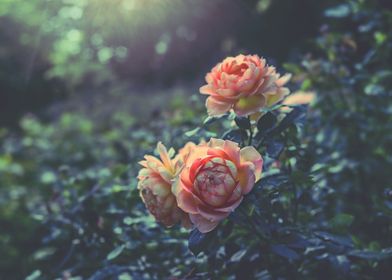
[
  {"x1": 200, "y1": 54, "x2": 291, "y2": 117},
  {"x1": 138, "y1": 142, "x2": 191, "y2": 228},
  {"x1": 172, "y1": 138, "x2": 263, "y2": 233}
]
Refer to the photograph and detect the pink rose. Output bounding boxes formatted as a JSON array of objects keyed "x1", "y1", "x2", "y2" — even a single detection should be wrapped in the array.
[
  {"x1": 172, "y1": 138, "x2": 263, "y2": 233},
  {"x1": 138, "y1": 142, "x2": 191, "y2": 228},
  {"x1": 200, "y1": 54, "x2": 291, "y2": 117}
]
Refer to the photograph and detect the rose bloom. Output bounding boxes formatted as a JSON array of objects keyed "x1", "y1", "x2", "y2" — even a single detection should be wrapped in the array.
[
  {"x1": 200, "y1": 54, "x2": 291, "y2": 117},
  {"x1": 172, "y1": 138, "x2": 263, "y2": 233},
  {"x1": 138, "y1": 142, "x2": 191, "y2": 228}
]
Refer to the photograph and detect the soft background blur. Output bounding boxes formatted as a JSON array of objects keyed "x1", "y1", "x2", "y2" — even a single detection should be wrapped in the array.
[
  {"x1": 1, "y1": 0, "x2": 392, "y2": 279},
  {"x1": 1, "y1": 0, "x2": 329, "y2": 126}
]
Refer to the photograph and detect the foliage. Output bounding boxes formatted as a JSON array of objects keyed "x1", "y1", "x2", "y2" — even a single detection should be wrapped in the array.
[{"x1": 0, "y1": 96, "x2": 210, "y2": 279}]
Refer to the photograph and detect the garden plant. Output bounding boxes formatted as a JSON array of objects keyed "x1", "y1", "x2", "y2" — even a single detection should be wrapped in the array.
[{"x1": 0, "y1": 0, "x2": 391, "y2": 279}]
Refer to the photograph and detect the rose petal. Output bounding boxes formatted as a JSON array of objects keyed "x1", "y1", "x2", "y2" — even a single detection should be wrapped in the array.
[
  {"x1": 233, "y1": 95, "x2": 266, "y2": 116},
  {"x1": 190, "y1": 214, "x2": 219, "y2": 233},
  {"x1": 176, "y1": 189, "x2": 199, "y2": 214},
  {"x1": 157, "y1": 142, "x2": 173, "y2": 171},
  {"x1": 206, "y1": 97, "x2": 233, "y2": 116},
  {"x1": 240, "y1": 146, "x2": 263, "y2": 180},
  {"x1": 237, "y1": 165, "x2": 256, "y2": 194},
  {"x1": 197, "y1": 204, "x2": 230, "y2": 221},
  {"x1": 223, "y1": 140, "x2": 241, "y2": 165},
  {"x1": 275, "y1": 73, "x2": 292, "y2": 87},
  {"x1": 217, "y1": 196, "x2": 243, "y2": 212}
]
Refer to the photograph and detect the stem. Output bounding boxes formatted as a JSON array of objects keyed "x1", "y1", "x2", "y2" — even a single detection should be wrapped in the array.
[
  {"x1": 256, "y1": 137, "x2": 265, "y2": 150},
  {"x1": 239, "y1": 206, "x2": 266, "y2": 242},
  {"x1": 248, "y1": 116, "x2": 253, "y2": 146},
  {"x1": 287, "y1": 161, "x2": 298, "y2": 224},
  {"x1": 292, "y1": 182, "x2": 298, "y2": 224}
]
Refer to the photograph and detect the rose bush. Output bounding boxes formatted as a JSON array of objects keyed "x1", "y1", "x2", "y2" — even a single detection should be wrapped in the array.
[
  {"x1": 200, "y1": 54, "x2": 291, "y2": 117},
  {"x1": 138, "y1": 142, "x2": 190, "y2": 227},
  {"x1": 172, "y1": 138, "x2": 263, "y2": 232}
]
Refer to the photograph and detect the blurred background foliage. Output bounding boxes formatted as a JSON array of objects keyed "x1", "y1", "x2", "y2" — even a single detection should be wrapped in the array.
[
  {"x1": 1, "y1": 0, "x2": 330, "y2": 126},
  {"x1": 0, "y1": 0, "x2": 392, "y2": 279}
]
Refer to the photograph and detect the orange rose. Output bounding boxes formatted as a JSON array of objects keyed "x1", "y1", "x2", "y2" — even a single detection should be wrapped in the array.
[
  {"x1": 138, "y1": 142, "x2": 190, "y2": 228},
  {"x1": 200, "y1": 54, "x2": 291, "y2": 117},
  {"x1": 172, "y1": 138, "x2": 263, "y2": 233}
]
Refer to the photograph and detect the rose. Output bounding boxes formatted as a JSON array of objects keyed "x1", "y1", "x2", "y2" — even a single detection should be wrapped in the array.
[
  {"x1": 172, "y1": 138, "x2": 263, "y2": 233},
  {"x1": 138, "y1": 142, "x2": 190, "y2": 228},
  {"x1": 200, "y1": 54, "x2": 291, "y2": 117}
]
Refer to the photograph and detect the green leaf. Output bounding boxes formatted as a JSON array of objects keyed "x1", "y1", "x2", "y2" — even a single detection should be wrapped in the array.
[
  {"x1": 185, "y1": 127, "x2": 200, "y2": 137},
  {"x1": 266, "y1": 139, "x2": 284, "y2": 159},
  {"x1": 203, "y1": 116, "x2": 218, "y2": 126},
  {"x1": 374, "y1": 32, "x2": 386, "y2": 45},
  {"x1": 348, "y1": 248, "x2": 392, "y2": 261},
  {"x1": 324, "y1": 4, "x2": 350, "y2": 18},
  {"x1": 106, "y1": 244, "x2": 125, "y2": 261},
  {"x1": 256, "y1": 112, "x2": 276, "y2": 135},
  {"x1": 254, "y1": 174, "x2": 288, "y2": 190},
  {"x1": 188, "y1": 229, "x2": 215, "y2": 256},
  {"x1": 222, "y1": 129, "x2": 247, "y2": 144},
  {"x1": 25, "y1": 270, "x2": 41, "y2": 280},
  {"x1": 283, "y1": 63, "x2": 302, "y2": 74},
  {"x1": 271, "y1": 244, "x2": 299, "y2": 260},
  {"x1": 119, "y1": 273, "x2": 133, "y2": 280},
  {"x1": 301, "y1": 79, "x2": 312, "y2": 90},
  {"x1": 271, "y1": 105, "x2": 306, "y2": 135},
  {"x1": 230, "y1": 249, "x2": 247, "y2": 262},
  {"x1": 234, "y1": 116, "x2": 251, "y2": 130},
  {"x1": 314, "y1": 231, "x2": 353, "y2": 248},
  {"x1": 330, "y1": 213, "x2": 354, "y2": 230},
  {"x1": 33, "y1": 247, "x2": 56, "y2": 260}
]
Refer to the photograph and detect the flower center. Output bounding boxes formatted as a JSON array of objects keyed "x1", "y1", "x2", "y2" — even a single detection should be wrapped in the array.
[
  {"x1": 193, "y1": 157, "x2": 237, "y2": 207},
  {"x1": 227, "y1": 62, "x2": 249, "y2": 76}
]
